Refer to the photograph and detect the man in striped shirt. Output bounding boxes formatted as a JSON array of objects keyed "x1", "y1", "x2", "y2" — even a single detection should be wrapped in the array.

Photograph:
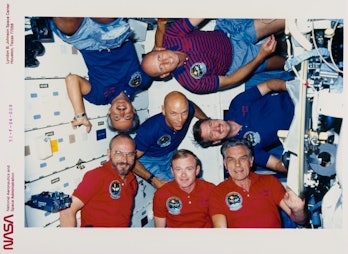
[{"x1": 141, "y1": 18, "x2": 285, "y2": 94}]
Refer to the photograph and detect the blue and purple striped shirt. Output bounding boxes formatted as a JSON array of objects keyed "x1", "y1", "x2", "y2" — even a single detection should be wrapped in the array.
[{"x1": 163, "y1": 19, "x2": 232, "y2": 94}]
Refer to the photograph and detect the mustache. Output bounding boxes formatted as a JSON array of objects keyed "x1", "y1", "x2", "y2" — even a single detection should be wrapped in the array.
[
  {"x1": 117, "y1": 162, "x2": 131, "y2": 167},
  {"x1": 112, "y1": 162, "x2": 135, "y2": 175}
]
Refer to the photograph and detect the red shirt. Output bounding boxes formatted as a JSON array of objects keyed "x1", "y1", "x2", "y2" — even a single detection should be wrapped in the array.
[
  {"x1": 153, "y1": 179, "x2": 215, "y2": 228},
  {"x1": 73, "y1": 161, "x2": 138, "y2": 227},
  {"x1": 209, "y1": 172, "x2": 285, "y2": 228}
]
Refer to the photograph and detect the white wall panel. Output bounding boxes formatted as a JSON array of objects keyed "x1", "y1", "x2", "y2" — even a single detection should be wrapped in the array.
[
  {"x1": 133, "y1": 176, "x2": 155, "y2": 214},
  {"x1": 24, "y1": 168, "x2": 74, "y2": 227},
  {"x1": 25, "y1": 33, "x2": 88, "y2": 79},
  {"x1": 25, "y1": 79, "x2": 150, "y2": 132},
  {"x1": 133, "y1": 89, "x2": 149, "y2": 111},
  {"x1": 25, "y1": 206, "x2": 60, "y2": 228},
  {"x1": 25, "y1": 156, "x2": 108, "y2": 203},
  {"x1": 24, "y1": 78, "x2": 116, "y2": 131},
  {"x1": 25, "y1": 118, "x2": 113, "y2": 182},
  {"x1": 43, "y1": 219, "x2": 61, "y2": 228},
  {"x1": 25, "y1": 78, "x2": 74, "y2": 130},
  {"x1": 131, "y1": 202, "x2": 155, "y2": 228},
  {"x1": 25, "y1": 156, "x2": 107, "y2": 227}
]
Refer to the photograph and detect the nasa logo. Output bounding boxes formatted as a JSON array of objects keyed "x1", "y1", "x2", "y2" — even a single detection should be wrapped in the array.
[{"x1": 2, "y1": 214, "x2": 14, "y2": 250}]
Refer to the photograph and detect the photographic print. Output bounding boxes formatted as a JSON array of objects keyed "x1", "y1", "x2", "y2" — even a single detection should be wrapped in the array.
[{"x1": 1, "y1": 0, "x2": 347, "y2": 253}]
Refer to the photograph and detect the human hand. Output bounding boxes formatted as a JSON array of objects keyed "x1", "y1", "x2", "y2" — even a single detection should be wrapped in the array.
[
  {"x1": 283, "y1": 186, "x2": 305, "y2": 213},
  {"x1": 71, "y1": 116, "x2": 92, "y2": 133},
  {"x1": 157, "y1": 18, "x2": 168, "y2": 24},
  {"x1": 259, "y1": 34, "x2": 277, "y2": 59}
]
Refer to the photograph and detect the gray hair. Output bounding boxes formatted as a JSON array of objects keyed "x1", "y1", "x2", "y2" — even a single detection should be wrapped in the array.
[
  {"x1": 220, "y1": 138, "x2": 254, "y2": 159},
  {"x1": 106, "y1": 112, "x2": 140, "y2": 134}
]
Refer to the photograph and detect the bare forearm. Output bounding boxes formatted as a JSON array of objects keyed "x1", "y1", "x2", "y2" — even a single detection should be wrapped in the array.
[
  {"x1": 133, "y1": 161, "x2": 166, "y2": 188},
  {"x1": 193, "y1": 102, "x2": 208, "y2": 119},
  {"x1": 280, "y1": 187, "x2": 307, "y2": 226},
  {"x1": 212, "y1": 214, "x2": 227, "y2": 228},
  {"x1": 219, "y1": 34, "x2": 279, "y2": 91},
  {"x1": 154, "y1": 18, "x2": 168, "y2": 48},
  {"x1": 59, "y1": 211, "x2": 77, "y2": 227},
  {"x1": 65, "y1": 74, "x2": 92, "y2": 132},
  {"x1": 154, "y1": 217, "x2": 166, "y2": 227},
  {"x1": 219, "y1": 55, "x2": 265, "y2": 90},
  {"x1": 266, "y1": 155, "x2": 288, "y2": 173},
  {"x1": 133, "y1": 160, "x2": 152, "y2": 180},
  {"x1": 268, "y1": 78, "x2": 286, "y2": 91},
  {"x1": 65, "y1": 74, "x2": 87, "y2": 115}
]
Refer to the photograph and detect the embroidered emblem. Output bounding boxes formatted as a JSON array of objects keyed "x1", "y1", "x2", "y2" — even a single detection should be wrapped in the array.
[
  {"x1": 157, "y1": 134, "x2": 171, "y2": 147},
  {"x1": 166, "y1": 197, "x2": 182, "y2": 215},
  {"x1": 225, "y1": 192, "x2": 242, "y2": 211},
  {"x1": 129, "y1": 71, "x2": 142, "y2": 87},
  {"x1": 243, "y1": 131, "x2": 261, "y2": 146},
  {"x1": 109, "y1": 180, "x2": 121, "y2": 199},
  {"x1": 190, "y1": 62, "x2": 207, "y2": 79}
]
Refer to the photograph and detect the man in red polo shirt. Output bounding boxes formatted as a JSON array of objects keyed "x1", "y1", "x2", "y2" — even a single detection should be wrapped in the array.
[
  {"x1": 59, "y1": 133, "x2": 138, "y2": 227},
  {"x1": 209, "y1": 138, "x2": 307, "y2": 228},
  {"x1": 153, "y1": 149, "x2": 215, "y2": 228}
]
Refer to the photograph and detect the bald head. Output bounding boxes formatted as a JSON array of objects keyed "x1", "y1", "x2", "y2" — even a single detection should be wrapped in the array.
[
  {"x1": 162, "y1": 91, "x2": 190, "y2": 131},
  {"x1": 141, "y1": 49, "x2": 179, "y2": 79},
  {"x1": 164, "y1": 91, "x2": 188, "y2": 107},
  {"x1": 141, "y1": 51, "x2": 160, "y2": 77}
]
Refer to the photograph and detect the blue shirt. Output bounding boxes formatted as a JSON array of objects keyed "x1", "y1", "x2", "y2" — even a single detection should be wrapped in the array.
[
  {"x1": 135, "y1": 101, "x2": 195, "y2": 157},
  {"x1": 225, "y1": 86, "x2": 294, "y2": 167},
  {"x1": 81, "y1": 41, "x2": 152, "y2": 105}
]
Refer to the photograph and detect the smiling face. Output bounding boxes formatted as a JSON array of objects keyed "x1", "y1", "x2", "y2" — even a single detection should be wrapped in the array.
[
  {"x1": 107, "y1": 135, "x2": 136, "y2": 178},
  {"x1": 171, "y1": 154, "x2": 200, "y2": 193},
  {"x1": 142, "y1": 49, "x2": 180, "y2": 78},
  {"x1": 109, "y1": 93, "x2": 136, "y2": 131},
  {"x1": 162, "y1": 91, "x2": 189, "y2": 132},
  {"x1": 200, "y1": 119, "x2": 231, "y2": 144},
  {"x1": 223, "y1": 145, "x2": 254, "y2": 182}
]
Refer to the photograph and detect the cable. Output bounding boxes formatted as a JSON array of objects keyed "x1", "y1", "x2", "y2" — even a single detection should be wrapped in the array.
[
  {"x1": 311, "y1": 20, "x2": 343, "y2": 74},
  {"x1": 284, "y1": 35, "x2": 308, "y2": 85},
  {"x1": 328, "y1": 20, "x2": 343, "y2": 74}
]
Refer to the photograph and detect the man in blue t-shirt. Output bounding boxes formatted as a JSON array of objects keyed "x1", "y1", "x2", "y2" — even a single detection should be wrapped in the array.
[
  {"x1": 141, "y1": 18, "x2": 285, "y2": 94},
  {"x1": 50, "y1": 17, "x2": 152, "y2": 133},
  {"x1": 192, "y1": 78, "x2": 298, "y2": 174},
  {"x1": 133, "y1": 91, "x2": 207, "y2": 188}
]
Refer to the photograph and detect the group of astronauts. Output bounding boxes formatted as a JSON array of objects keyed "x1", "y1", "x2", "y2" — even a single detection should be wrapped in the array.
[{"x1": 51, "y1": 17, "x2": 308, "y2": 228}]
